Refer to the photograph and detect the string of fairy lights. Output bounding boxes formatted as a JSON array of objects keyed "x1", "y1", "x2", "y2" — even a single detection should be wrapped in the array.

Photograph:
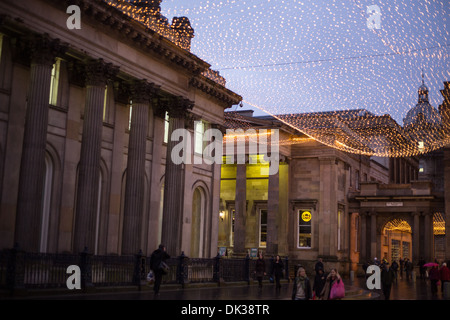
[{"x1": 107, "y1": 0, "x2": 450, "y2": 158}]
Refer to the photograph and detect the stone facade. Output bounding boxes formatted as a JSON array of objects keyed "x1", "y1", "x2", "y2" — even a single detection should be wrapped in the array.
[{"x1": 0, "y1": 0, "x2": 241, "y2": 257}]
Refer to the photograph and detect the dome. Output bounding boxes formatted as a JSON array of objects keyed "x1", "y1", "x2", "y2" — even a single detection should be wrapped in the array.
[{"x1": 403, "y1": 101, "x2": 441, "y2": 127}]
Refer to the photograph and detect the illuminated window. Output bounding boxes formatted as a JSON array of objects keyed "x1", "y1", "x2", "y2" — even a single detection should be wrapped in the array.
[
  {"x1": 298, "y1": 210, "x2": 312, "y2": 248},
  {"x1": 128, "y1": 101, "x2": 133, "y2": 130},
  {"x1": 230, "y1": 208, "x2": 235, "y2": 247},
  {"x1": 355, "y1": 170, "x2": 360, "y2": 190},
  {"x1": 194, "y1": 121, "x2": 204, "y2": 154},
  {"x1": 259, "y1": 209, "x2": 267, "y2": 248},
  {"x1": 103, "y1": 85, "x2": 108, "y2": 122},
  {"x1": 49, "y1": 60, "x2": 60, "y2": 105},
  {"x1": 163, "y1": 111, "x2": 169, "y2": 143}
]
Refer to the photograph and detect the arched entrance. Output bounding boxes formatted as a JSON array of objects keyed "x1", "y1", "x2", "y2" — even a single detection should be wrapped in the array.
[{"x1": 381, "y1": 219, "x2": 412, "y2": 263}]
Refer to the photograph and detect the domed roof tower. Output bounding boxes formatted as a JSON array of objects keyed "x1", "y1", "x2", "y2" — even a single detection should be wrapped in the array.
[{"x1": 403, "y1": 71, "x2": 441, "y2": 127}]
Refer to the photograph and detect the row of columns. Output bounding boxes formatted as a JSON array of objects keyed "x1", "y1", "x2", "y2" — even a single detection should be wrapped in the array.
[
  {"x1": 13, "y1": 33, "x2": 194, "y2": 254},
  {"x1": 233, "y1": 161, "x2": 280, "y2": 256},
  {"x1": 359, "y1": 211, "x2": 435, "y2": 263}
]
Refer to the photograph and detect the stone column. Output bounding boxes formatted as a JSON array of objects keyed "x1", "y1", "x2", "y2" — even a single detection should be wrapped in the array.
[
  {"x1": 73, "y1": 59, "x2": 118, "y2": 254},
  {"x1": 444, "y1": 148, "x2": 450, "y2": 261},
  {"x1": 412, "y1": 212, "x2": 420, "y2": 262},
  {"x1": 234, "y1": 163, "x2": 247, "y2": 256},
  {"x1": 266, "y1": 162, "x2": 279, "y2": 256},
  {"x1": 121, "y1": 80, "x2": 156, "y2": 255},
  {"x1": 370, "y1": 212, "x2": 377, "y2": 260},
  {"x1": 15, "y1": 34, "x2": 66, "y2": 252},
  {"x1": 423, "y1": 212, "x2": 433, "y2": 262},
  {"x1": 360, "y1": 212, "x2": 367, "y2": 263},
  {"x1": 161, "y1": 97, "x2": 193, "y2": 256}
]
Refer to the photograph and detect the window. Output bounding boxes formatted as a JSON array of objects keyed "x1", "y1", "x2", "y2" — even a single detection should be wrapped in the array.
[
  {"x1": 298, "y1": 209, "x2": 312, "y2": 248},
  {"x1": 259, "y1": 209, "x2": 267, "y2": 248},
  {"x1": 194, "y1": 121, "x2": 204, "y2": 154},
  {"x1": 230, "y1": 208, "x2": 236, "y2": 247},
  {"x1": 128, "y1": 101, "x2": 133, "y2": 131},
  {"x1": 40, "y1": 153, "x2": 53, "y2": 253},
  {"x1": 355, "y1": 170, "x2": 360, "y2": 190},
  {"x1": 163, "y1": 111, "x2": 169, "y2": 144},
  {"x1": 355, "y1": 215, "x2": 360, "y2": 252},
  {"x1": 49, "y1": 60, "x2": 60, "y2": 105},
  {"x1": 338, "y1": 209, "x2": 342, "y2": 251},
  {"x1": 102, "y1": 85, "x2": 108, "y2": 122}
]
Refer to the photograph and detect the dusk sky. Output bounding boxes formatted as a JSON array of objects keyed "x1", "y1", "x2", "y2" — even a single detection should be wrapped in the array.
[{"x1": 160, "y1": 0, "x2": 449, "y2": 125}]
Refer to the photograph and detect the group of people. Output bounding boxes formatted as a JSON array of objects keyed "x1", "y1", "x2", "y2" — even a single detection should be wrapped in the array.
[
  {"x1": 364, "y1": 257, "x2": 450, "y2": 299},
  {"x1": 292, "y1": 258, "x2": 345, "y2": 300},
  {"x1": 254, "y1": 253, "x2": 286, "y2": 290}
]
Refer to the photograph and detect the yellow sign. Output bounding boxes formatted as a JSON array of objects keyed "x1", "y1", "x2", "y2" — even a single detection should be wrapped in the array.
[{"x1": 301, "y1": 211, "x2": 311, "y2": 222}]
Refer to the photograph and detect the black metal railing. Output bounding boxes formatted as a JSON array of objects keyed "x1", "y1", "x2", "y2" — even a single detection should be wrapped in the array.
[{"x1": 0, "y1": 246, "x2": 290, "y2": 295}]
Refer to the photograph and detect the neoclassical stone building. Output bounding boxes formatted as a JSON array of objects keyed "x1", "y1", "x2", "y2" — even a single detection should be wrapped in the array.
[
  {"x1": 220, "y1": 79, "x2": 450, "y2": 275},
  {"x1": 0, "y1": 0, "x2": 241, "y2": 257}
]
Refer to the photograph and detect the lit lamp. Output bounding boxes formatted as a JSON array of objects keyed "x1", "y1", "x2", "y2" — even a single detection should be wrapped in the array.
[{"x1": 219, "y1": 211, "x2": 225, "y2": 222}]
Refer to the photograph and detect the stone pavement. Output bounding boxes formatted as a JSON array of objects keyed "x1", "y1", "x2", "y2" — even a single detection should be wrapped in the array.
[{"x1": 4, "y1": 275, "x2": 448, "y2": 301}]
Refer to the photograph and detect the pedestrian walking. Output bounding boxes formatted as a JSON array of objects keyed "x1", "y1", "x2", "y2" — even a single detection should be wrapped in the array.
[
  {"x1": 429, "y1": 265, "x2": 440, "y2": 296},
  {"x1": 254, "y1": 252, "x2": 266, "y2": 289},
  {"x1": 418, "y1": 258, "x2": 426, "y2": 279},
  {"x1": 271, "y1": 255, "x2": 284, "y2": 289},
  {"x1": 320, "y1": 268, "x2": 345, "y2": 300},
  {"x1": 399, "y1": 258, "x2": 404, "y2": 279},
  {"x1": 439, "y1": 262, "x2": 450, "y2": 294},
  {"x1": 314, "y1": 258, "x2": 324, "y2": 275},
  {"x1": 292, "y1": 266, "x2": 312, "y2": 300},
  {"x1": 150, "y1": 244, "x2": 170, "y2": 296},
  {"x1": 381, "y1": 262, "x2": 395, "y2": 300},
  {"x1": 405, "y1": 258, "x2": 413, "y2": 281},
  {"x1": 313, "y1": 267, "x2": 327, "y2": 300},
  {"x1": 391, "y1": 260, "x2": 399, "y2": 283}
]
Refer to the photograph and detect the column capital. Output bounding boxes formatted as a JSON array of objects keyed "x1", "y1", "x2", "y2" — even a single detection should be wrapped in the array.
[
  {"x1": 130, "y1": 79, "x2": 159, "y2": 104},
  {"x1": 167, "y1": 96, "x2": 194, "y2": 118},
  {"x1": 85, "y1": 58, "x2": 119, "y2": 87},
  {"x1": 28, "y1": 33, "x2": 68, "y2": 66}
]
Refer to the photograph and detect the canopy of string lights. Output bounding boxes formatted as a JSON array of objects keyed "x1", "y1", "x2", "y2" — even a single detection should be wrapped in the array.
[{"x1": 107, "y1": 0, "x2": 449, "y2": 157}]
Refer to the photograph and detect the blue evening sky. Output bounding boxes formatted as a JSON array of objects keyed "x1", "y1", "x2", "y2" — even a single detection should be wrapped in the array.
[{"x1": 160, "y1": 0, "x2": 449, "y2": 125}]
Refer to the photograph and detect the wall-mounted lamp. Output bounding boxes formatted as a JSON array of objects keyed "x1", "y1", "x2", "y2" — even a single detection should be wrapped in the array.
[{"x1": 219, "y1": 211, "x2": 225, "y2": 221}]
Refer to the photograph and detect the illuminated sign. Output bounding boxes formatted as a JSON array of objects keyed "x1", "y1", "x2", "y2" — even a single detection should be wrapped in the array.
[{"x1": 301, "y1": 211, "x2": 312, "y2": 222}]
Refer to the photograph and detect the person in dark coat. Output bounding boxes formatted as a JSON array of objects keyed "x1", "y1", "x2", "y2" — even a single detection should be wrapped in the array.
[
  {"x1": 418, "y1": 258, "x2": 426, "y2": 279},
  {"x1": 272, "y1": 255, "x2": 284, "y2": 289},
  {"x1": 320, "y1": 268, "x2": 343, "y2": 300},
  {"x1": 254, "y1": 252, "x2": 266, "y2": 289},
  {"x1": 292, "y1": 266, "x2": 312, "y2": 300},
  {"x1": 313, "y1": 268, "x2": 327, "y2": 299},
  {"x1": 314, "y1": 258, "x2": 324, "y2": 275},
  {"x1": 391, "y1": 260, "x2": 399, "y2": 283},
  {"x1": 429, "y1": 265, "x2": 440, "y2": 296},
  {"x1": 150, "y1": 244, "x2": 170, "y2": 296},
  {"x1": 439, "y1": 262, "x2": 450, "y2": 293},
  {"x1": 381, "y1": 262, "x2": 395, "y2": 300}
]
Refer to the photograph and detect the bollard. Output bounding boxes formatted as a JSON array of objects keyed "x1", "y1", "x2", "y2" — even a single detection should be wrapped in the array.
[
  {"x1": 350, "y1": 270, "x2": 355, "y2": 282},
  {"x1": 412, "y1": 271, "x2": 416, "y2": 283}
]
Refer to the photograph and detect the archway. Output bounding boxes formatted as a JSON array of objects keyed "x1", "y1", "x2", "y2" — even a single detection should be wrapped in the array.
[{"x1": 381, "y1": 219, "x2": 412, "y2": 263}]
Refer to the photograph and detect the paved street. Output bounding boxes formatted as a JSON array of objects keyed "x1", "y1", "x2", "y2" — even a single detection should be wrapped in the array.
[{"x1": 8, "y1": 275, "x2": 448, "y2": 301}]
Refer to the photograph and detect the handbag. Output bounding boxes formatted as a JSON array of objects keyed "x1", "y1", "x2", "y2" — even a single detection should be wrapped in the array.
[
  {"x1": 330, "y1": 279, "x2": 345, "y2": 300},
  {"x1": 159, "y1": 261, "x2": 170, "y2": 274},
  {"x1": 147, "y1": 270, "x2": 154, "y2": 283}
]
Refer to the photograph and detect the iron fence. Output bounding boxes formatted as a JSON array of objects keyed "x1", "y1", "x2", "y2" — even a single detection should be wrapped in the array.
[{"x1": 0, "y1": 247, "x2": 290, "y2": 295}]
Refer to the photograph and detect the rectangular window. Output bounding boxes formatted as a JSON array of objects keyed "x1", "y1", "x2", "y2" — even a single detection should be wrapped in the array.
[
  {"x1": 338, "y1": 209, "x2": 342, "y2": 250},
  {"x1": 259, "y1": 209, "x2": 267, "y2": 248},
  {"x1": 49, "y1": 60, "x2": 60, "y2": 105},
  {"x1": 355, "y1": 215, "x2": 360, "y2": 252},
  {"x1": 298, "y1": 209, "x2": 312, "y2": 248},
  {"x1": 230, "y1": 208, "x2": 235, "y2": 247},
  {"x1": 103, "y1": 85, "x2": 108, "y2": 122},
  {"x1": 128, "y1": 102, "x2": 133, "y2": 131},
  {"x1": 194, "y1": 121, "x2": 204, "y2": 154},
  {"x1": 163, "y1": 111, "x2": 169, "y2": 144},
  {"x1": 355, "y1": 170, "x2": 360, "y2": 190}
]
